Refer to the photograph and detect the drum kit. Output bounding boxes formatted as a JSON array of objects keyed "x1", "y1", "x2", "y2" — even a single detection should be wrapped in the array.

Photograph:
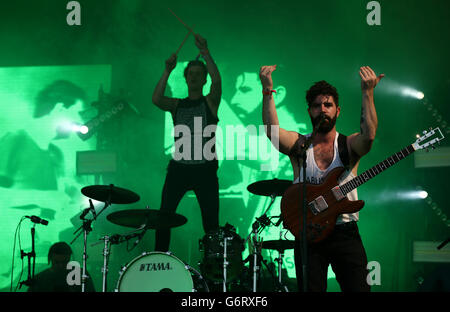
[{"x1": 74, "y1": 179, "x2": 295, "y2": 292}]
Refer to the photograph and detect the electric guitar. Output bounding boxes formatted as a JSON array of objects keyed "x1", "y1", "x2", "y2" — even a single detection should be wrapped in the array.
[{"x1": 280, "y1": 127, "x2": 445, "y2": 244}]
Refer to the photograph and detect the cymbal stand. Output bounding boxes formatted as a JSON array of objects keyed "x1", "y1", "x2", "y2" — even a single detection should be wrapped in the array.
[
  {"x1": 275, "y1": 250, "x2": 289, "y2": 292},
  {"x1": 222, "y1": 236, "x2": 232, "y2": 292},
  {"x1": 245, "y1": 194, "x2": 278, "y2": 292},
  {"x1": 250, "y1": 221, "x2": 260, "y2": 292},
  {"x1": 71, "y1": 196, "x2": 111, "y2": 292},
  {"x1": 275, "y1": 232, "x2": 289, "y2": 292},
  {"x1": 100, "y1": 235, "x2": 111, "y2": 293}
]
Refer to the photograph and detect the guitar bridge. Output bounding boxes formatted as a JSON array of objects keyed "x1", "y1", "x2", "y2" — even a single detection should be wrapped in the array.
[{"x1": 308, "y1": 196, "x2": 328, "y2": 215}]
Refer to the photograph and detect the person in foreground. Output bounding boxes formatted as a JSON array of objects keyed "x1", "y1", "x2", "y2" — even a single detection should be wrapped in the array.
[{"x1": 260, "y1": 64, "x2": 384, "y2": 292}]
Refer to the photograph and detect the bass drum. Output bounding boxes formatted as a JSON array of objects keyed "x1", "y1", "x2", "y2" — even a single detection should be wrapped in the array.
[{"x1": 115, "y1": 251, "x2": 208, "y2": 292}]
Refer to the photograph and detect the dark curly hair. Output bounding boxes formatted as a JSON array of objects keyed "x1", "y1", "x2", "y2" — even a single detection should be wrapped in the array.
[
  {"x1": 306, "y1": 80, "x2": 339, "y2": 107},
  {"x1": 48, "y1": 242, "x2": 72, "y2": 264}
]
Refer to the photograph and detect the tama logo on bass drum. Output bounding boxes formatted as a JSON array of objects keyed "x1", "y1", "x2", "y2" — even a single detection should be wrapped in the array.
[{"x1": 139, "y1": 262, "x2": 173, "y2": 271}]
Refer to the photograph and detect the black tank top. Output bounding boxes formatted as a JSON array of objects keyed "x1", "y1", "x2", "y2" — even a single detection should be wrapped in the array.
[{"x1": 172, "y1": 96, "x2": 219, "y2": 164}]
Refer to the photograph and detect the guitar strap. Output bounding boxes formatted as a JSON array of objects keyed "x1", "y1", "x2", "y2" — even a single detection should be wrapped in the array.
[{"x1": 338, "y1": 133, "x2": 350, "y2": 171}]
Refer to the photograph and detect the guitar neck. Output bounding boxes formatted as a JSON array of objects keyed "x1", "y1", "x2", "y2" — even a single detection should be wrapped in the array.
[{"x1": 340, "y1": 144, "x2": 416, "y2": 196}]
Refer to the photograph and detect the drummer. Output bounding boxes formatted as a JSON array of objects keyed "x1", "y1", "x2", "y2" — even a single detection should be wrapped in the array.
[{"x1": 151, "y1": 34, "x2": 222, "y2": 251}]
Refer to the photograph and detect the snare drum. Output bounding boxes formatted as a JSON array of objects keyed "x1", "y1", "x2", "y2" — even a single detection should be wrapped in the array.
[{"x1": 116, "y1": 252, "x2": 199, "y2": 292}]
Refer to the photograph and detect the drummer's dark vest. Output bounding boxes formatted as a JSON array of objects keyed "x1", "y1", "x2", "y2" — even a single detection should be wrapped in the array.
[{"x1": 172, "y1": 96, "x2": 219, "y2": 164}]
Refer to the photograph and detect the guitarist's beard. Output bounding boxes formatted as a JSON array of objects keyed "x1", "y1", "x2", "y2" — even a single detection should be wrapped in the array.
[{"x1": 310, "y1": 113, "x2": 337, "y2": 134}]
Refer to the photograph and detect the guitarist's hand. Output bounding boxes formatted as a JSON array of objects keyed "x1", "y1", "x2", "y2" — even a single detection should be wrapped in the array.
[
  {"x1": 259, "y1": 65, "x2": 277, "y2": 90},
  {"x1": 360, "y1": 66, "x2": 384, "y2": 91}
]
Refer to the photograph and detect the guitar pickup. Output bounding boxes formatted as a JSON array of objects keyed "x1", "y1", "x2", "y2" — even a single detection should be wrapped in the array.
[
  {"x1": 308, "y1": 196, "x2": 328, "y2": 215},
  {"x1": 332, "y1": 186, "x2": 345, "y2": 201}
]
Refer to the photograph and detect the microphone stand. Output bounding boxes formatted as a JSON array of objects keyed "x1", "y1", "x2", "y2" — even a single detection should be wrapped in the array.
[
  {"x1": 294, "y1": 116, "x2": 324, "y2": 292},
  {"x1": 18, "y1": 224, "x2": 37, "y2": 289},
  {"x1": 297, "y1": 144, "x2": 309, "y2": 293}
]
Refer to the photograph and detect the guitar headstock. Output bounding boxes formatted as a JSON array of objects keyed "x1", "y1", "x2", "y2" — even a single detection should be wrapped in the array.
[{"x1": 412, "y1": 127, "x2": 445, "y2": 151}]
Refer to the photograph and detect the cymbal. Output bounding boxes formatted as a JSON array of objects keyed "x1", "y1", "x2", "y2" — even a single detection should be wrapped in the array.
[
  {"x1": 247, "y1": 179, "x2": 292, "y2": 197},
  {"x1": 81, "y1": 184, "x2": 140, "y2": 204},
  {"x1": 261, "y1": 240, "x2": 296, "y2": 251},
  {"x1": 106, "y1": 209, "x2": 187, "y2": 229}
]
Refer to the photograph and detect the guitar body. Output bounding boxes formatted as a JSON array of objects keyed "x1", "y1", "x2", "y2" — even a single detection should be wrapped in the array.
[
  {"x1": 281, "y1": 167, "x2": 365, "y2": 244},
  {"x1": 280, "y1": 127, "x2": 445, "y2": 243}
]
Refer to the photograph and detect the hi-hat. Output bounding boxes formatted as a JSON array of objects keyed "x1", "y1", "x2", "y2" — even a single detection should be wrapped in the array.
[
  {"x1": 81, "y1": 184, "x2": 140, "y2": 204},
  {"x1": 107, "y1": 209, "x2": 187, "y2": 230},
  {"x1": 261, "y1": 240, "x2": 296, "y2": 251},
  {"x1": 247, "y1": 179, "x2": 292, "y2": 197}
]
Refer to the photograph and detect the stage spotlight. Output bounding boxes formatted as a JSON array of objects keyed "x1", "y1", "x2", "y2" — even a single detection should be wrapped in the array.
[
  {"x1": 397, "y1": 190, "x2": 428, "y2": 200},
  {"x1": 80, "y1": 125, "x2": 89, "y2": 134},
  {"x1": 69, "y1": 123, "x2": 89, "y2": 134},
  {"x1": 401, "y1": 87, "x2": 425, "y2": 100},
  {"x1": 418, "y1": 191, "x2": 428, "y2": 199}
]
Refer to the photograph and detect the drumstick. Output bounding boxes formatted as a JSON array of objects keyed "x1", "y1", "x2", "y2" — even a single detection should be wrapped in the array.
[
  {"x1": 175, "y1": 29, "x2": 193, "y2": 56},
  {"x1": 168, "y1": 9, "x2": 202, "y2": 59},
  {"x1": 168, "y1": 8, "x2": 196, "y2": 34}
]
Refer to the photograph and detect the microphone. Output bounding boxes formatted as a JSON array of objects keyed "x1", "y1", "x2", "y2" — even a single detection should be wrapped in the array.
[
  {"x1": 26, "y1": 215, "x2": 49, "y2": 226},
  {"x1": 313, "y1": 113, "x2": 327, "y2": 132},
  {"x1": 80, "y1": 200, "x2": 97, "y2": 220},
  {"x1": 89, "y1": 199, "x2": 96, "y2": 220}
]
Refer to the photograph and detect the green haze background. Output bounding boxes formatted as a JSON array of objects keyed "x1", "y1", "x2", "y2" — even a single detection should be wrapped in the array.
[{"x1": 0, "y1": 0, "x2": 449, "y2": 292}]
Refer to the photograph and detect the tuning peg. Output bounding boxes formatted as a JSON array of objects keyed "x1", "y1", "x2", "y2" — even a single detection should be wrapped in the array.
[
  {"x1": 423, "y1": 130, "x2": 428, "y2": 134},
  {"x1": 432, "y1": 145, "x2": 436, "y2": 150}
]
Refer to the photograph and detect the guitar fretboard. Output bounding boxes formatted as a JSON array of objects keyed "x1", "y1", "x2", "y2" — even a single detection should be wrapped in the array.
[{"x1": 340, "y1": 144, "x2": 416, "y2": 196}]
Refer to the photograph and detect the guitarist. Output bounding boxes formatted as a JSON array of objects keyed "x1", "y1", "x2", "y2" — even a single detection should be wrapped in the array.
[{"x1": 259, "y1": 65, "x2": 384, "y2": 292}]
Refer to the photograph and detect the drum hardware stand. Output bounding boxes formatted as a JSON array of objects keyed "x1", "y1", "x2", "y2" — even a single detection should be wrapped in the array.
[
  {"x1": 275, "y1": 250, "x2": 289, "y2": 292},
  {"x1": 91, "y1": 224, "x2": 147, "y2": 292},
  {"x1": 276, "y1": 230, "x2": 290, "y2": 292},
  {"x1": 257, "y1": 255, "x2": 288, "y2": 292},
  {"x1": 245, "y1": 193, "x2": 280, "y2": 292},
  {"x1": 258, "y1": 230, "x2": 290, "y2": 292},
  {"x1": 222, "y1": 236, "x2": 232, "y2": 292},
  {"x1": 100, "y1": 235, "x2": 111, "y2": 293}
]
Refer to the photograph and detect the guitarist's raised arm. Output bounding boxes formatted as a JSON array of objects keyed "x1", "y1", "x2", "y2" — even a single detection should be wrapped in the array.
[
  {"x1": 260, "y1": 65, "x2": 300, "y2": 155},
  {"x1": 348, "y1": 66, "x2": 385, "y2": 158}
]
